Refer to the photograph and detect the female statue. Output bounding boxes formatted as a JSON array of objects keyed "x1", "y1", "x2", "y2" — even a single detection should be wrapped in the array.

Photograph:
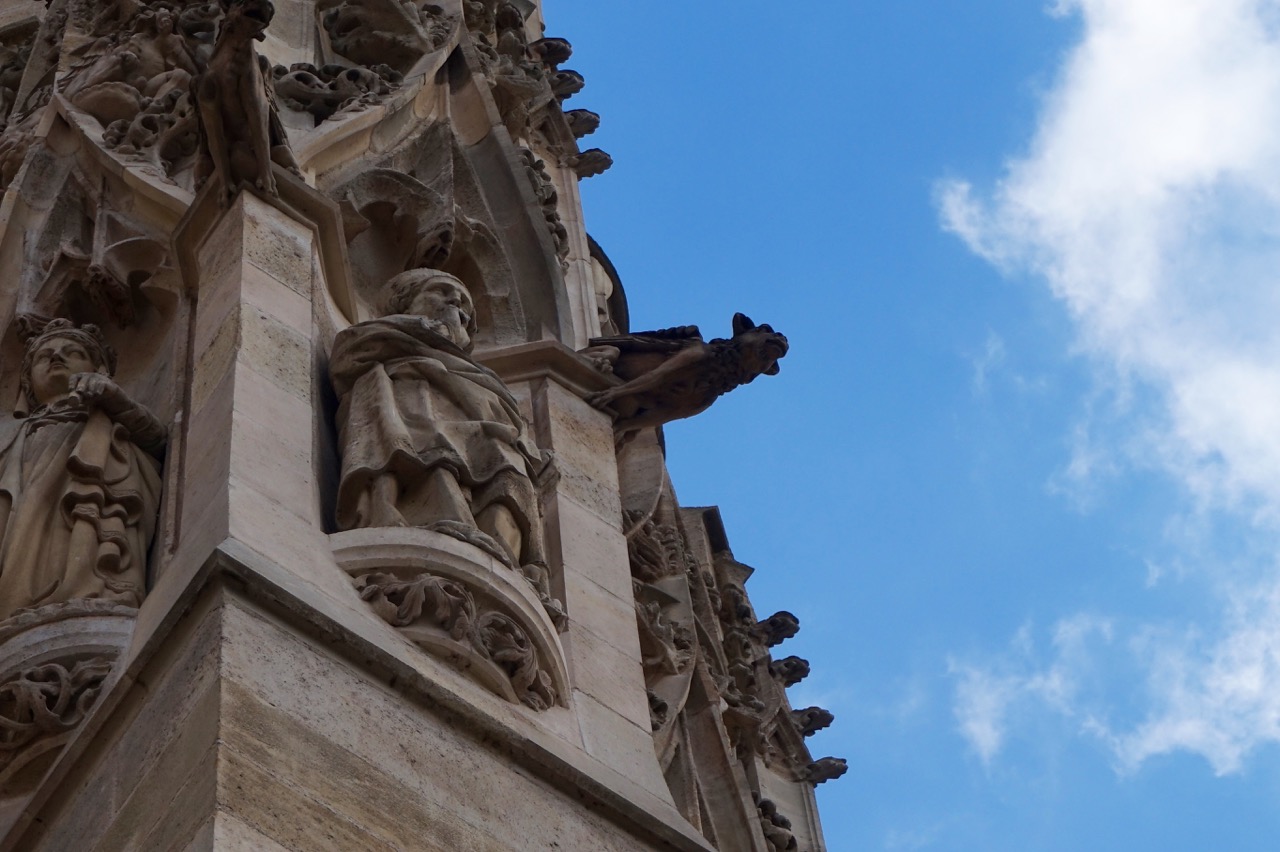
[{"x1": 0, "y1": 320, "x2": 165, "y2": 621}]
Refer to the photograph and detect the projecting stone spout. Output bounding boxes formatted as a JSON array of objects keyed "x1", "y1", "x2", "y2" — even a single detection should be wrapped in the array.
[{"x1": 581, "y1": 312, "x2": 788, "y2": 442}]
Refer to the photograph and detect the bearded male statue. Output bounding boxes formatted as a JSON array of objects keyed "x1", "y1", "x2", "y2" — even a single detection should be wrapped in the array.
[
  {"x1": 0, "y1": 319, "x2": 165, "y2": 621},
  {"x1": 330, "y1": 270, "x2": 557, "y2": 604}
]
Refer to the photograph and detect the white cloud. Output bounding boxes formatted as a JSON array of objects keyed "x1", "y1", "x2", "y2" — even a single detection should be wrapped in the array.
[
  {"x1": 970, "y1": 330, "x2": 1007, "y2": 395},
  {"x1": 1114, "y1": 572, "x2": 1280, "y2": 773},
  {"x1": 950, "y1": 617, "x2": 1112, "y2": 765},
  {"x1": 942, "y1": 0, "x2": 1280, "y2": 774},
  {"x1": 951, "y1": 662, "x2": 1017, "y2": 764}
]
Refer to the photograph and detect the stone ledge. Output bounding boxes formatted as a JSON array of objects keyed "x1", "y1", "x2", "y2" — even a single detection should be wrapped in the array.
[{"x1": 478, "y1": 339, "x2": 617, "y2": 398}]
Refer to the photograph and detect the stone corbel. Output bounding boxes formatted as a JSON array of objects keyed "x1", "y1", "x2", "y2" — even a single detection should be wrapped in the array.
[
  {"x1": 0, "y1": 600, "x2": 137, "y2": 803},
  {"x1": 331, "y1": 527, "x2": 570, "y2": 711}
]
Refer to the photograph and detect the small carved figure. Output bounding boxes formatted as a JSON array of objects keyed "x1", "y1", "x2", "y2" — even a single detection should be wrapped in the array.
[
  {"x1": 583, "y1": 314, "x2": 788, "y2": 440},
  {"x1": 322, "y1": 0, "x2": 453, "y2": 75},
  {"x1": 805, "y1": 756, "x2": 848, "y2": 785},
  {"x1": 792, "y1": 706, "x2": 835, "y2": 737},
  {"x1": 755, "y1": 797, "x2": 798, "y2": 851},
  {"x1": 330, "y1": 270, "x2": 557, "y2": 608},
  {"x1": 272, "y1": 62, "x2": 401, "y2": 124},
  {"x1": 769, "y1": 655, "x2": 810, "y2": 687},
  {"x1": 194, "y1": 0, "x2": 299, "y2": 204},
  {"x1": 0, "y1": 320, "x2": 165, "y2": 622},
  {"x1": 753, "y1": 610, "x2": 800, "y2": 647}
]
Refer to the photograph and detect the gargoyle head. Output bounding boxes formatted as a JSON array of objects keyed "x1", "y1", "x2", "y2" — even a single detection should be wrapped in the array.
[
  {"x1": 731, "y1": 312, "x2": 789, "y2": 377},
  {"x1": 220, "y1": 0, "x2": 274, "y2": 41}
]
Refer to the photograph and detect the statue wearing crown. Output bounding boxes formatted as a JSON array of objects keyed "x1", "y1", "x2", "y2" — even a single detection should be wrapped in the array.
[{"x1": 0, "y1": 319, "x2": 165, "y2": 621}]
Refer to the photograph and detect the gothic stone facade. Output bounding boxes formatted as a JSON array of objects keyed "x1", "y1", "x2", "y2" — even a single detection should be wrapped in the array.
[{"x1": 0, "y1": 0, "x2": 842, "y2": 848}]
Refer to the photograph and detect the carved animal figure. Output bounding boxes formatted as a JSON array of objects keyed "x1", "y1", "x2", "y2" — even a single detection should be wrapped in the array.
[
  {"x1": 583, "y1": 313, "x2": 788, "y2": 440},
  {"x1": 194, "y1": 0, "x2": 298, "y2": 203}
]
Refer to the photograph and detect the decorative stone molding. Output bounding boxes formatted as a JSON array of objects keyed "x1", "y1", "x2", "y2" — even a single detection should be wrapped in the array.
[
  {"x1": 331, "y1": 527, "x2": 570, "y2": 711},
  {"x1": 0, "y1": 600, "x2": 135, "y2": 798}
]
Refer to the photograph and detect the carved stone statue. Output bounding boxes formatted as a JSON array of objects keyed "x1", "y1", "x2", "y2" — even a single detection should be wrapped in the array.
[
  {"x1": 330, "y1": 270, "x2": 556, "y2": 600},
  {"x1": 583, "y1": 313, "x2": 789, "y2": 440},
  {"x1": 194, "y1": 0, "x2": 300, "y2": 202},
  {"x1": 0, "y1": 320, "x2": 165, "y2": 622}
]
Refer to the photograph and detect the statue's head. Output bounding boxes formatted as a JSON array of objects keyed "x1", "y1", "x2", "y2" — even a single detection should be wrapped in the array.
[
  {"x1": 20, "y1": 320, "x2": 116, "y2": 409},
  {"x1": 383, "y1": 269, "x2": 479, "y2": 352}
]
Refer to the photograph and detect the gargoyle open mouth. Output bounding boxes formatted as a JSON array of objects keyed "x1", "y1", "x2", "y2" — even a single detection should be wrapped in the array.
[{"x1": 236, "y1": 0, "x2": 275, "y2": 34}]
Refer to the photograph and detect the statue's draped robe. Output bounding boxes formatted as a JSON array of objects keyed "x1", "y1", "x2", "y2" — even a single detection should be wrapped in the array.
[
  {"x1": 0, "y1": 405, "x2": 162, "y2": 621},
  {"x1": 331, "y1": 315, "x2": 549, "y2": 566}
]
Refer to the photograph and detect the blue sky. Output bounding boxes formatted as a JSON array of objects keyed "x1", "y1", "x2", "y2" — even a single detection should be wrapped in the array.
[{"x1": 551, "y1": 1, "x2": 1280, "y2": 849}]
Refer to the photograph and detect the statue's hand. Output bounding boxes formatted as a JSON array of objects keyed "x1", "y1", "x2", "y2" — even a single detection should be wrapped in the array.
[{"x1": 68, "y1": 373, "x2": 127, "y2": 414}]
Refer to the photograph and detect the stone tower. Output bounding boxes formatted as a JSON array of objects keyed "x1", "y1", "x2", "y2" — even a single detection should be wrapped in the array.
[{"x1": 0, "y1": 0, "x2": 844, "y2": 848}]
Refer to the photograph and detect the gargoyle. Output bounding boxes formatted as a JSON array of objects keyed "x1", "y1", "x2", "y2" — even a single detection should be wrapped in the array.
[
  {"x1": 194, "y1": 0, "x2": 299, "y2": 204},
  {"x1": 583, "y1": 313, "x2": 788, "y2": 440}
]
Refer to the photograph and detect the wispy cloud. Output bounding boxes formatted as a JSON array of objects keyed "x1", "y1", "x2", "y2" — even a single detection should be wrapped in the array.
[
  {"x1": 970, "y1": 331, "x2": 1007, "y2": 396},
  {"x1": 950, "y1": 617, "x2": 1112, "y2": 765},
  {"x1": 941, "y1": 0, "x2": 1280, "y2": 774},
  {"x1": 884, "y1": 823, "x2": 943, "y2": 851}
]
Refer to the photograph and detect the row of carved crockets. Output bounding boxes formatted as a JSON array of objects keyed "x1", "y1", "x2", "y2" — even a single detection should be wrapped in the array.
[
  {"x1": 626, "y1": 503, "x2": 847, "y2": 788},
  {"x1": 0, "y1": 0, "x2": 610, "y2": 191}
]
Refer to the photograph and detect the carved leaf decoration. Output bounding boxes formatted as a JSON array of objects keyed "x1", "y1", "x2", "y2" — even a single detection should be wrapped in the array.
[
  {"x1": 356, "y1": 572, "x2": 558, "y2": 710},
  {"x1": 0, "y1": 659, "x2": 113, "y2": 758},
  {"x1": 475, "y1": 612, "x2": 554, "y2": 710},
  {"x1": 357, "y1": 572, "x2": 476, "y2": 641}
]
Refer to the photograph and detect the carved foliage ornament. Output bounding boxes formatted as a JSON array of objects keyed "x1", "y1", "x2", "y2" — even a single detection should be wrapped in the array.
[
  {"x1": 357, "y1": 570, "x2": 558, "y2": 710},
  {"x1": 0, "y1": 659, "x2": 112, "y2": 761}
]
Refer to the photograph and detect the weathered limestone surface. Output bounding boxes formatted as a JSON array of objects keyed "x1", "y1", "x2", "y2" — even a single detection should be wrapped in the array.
[
  {"x1": 10, "y1": 581, "x2": 704, "y2": 851},
  {"x1": 0, "y1": 0, "x2": 841, "y2": 847}
]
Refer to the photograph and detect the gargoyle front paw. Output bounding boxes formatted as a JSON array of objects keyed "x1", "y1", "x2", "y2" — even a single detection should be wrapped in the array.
[{"x1": 584, "y1": 390, "x2": 614, "y2": 409}]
